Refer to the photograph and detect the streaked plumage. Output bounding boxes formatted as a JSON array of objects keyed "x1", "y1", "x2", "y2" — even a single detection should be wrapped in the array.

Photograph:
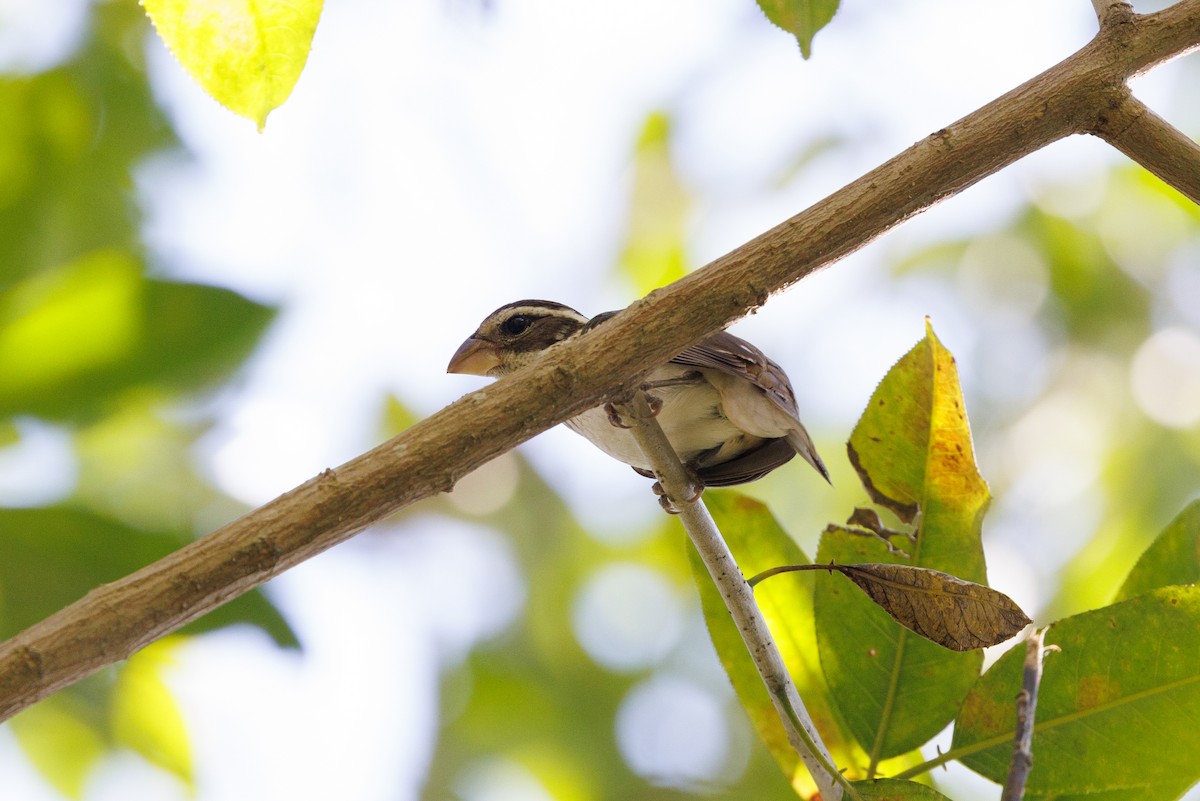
[{"x1": 447, "y1": 300, "x2": 829, "y2": 488}]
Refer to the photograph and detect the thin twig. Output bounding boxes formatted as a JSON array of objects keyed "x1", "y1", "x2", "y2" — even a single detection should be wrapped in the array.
[
  {"x1": 1092, "y1": 93, "x2": 1200, "y2": 205},
  {"x1": 615, "y1": 392, "x2": 855, "y2": 801},
  {"x1": 1000, "y1": 628, "x2": 1051, "y2": 801}
]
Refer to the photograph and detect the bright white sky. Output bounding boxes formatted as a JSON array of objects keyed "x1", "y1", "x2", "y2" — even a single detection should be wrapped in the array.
[{"x1": 1, "y1": 0, "x2": 1196, "y2": 799}]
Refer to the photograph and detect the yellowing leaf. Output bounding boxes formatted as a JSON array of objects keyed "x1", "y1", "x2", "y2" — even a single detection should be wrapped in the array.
[
  {"x1": 617, "y1": 112, "x2": 690, "y2": 295},
  {"x1": 817, "y1": 321, "x2": 990, "y2": 763},
  {"x1": 111, "y1": 638, "x2": 194, "y2": 787},
  {"x1": 0, "y1": 249, "x2": 141, "y2": 396},
  {"x1": 141, "y1": 0, "x2": 324, "y2": 129},
  {"x1": 10, "y1": 695, "x2": 106, "y2": 799}
]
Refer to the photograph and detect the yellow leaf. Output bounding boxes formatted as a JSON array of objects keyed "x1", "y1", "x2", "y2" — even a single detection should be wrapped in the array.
[
  {"x1": 111, "y1": 638, "x2": 194, "y2": 788},
  {"x1": 617, "y1": 112, "x2": 691, "y2": 295},
  {"x1": 10, "y1": 696, "x2": 106, "y2": 799},
  {"x1": 141, "y1": 0, "x2": 324, "y2": 130},
  {"x1": 0, "y1": 250, "x2": 141, "y2": 396}
]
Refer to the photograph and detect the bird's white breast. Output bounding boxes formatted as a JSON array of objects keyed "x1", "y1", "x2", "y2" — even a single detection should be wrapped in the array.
[{"x1": 563, "y1": 366, "x2": 760, "y2": 472}]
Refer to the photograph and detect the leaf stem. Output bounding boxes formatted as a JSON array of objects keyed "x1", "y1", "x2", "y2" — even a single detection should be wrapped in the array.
[{"x1": 747, "y1": 563, "x2": 827, "y2": 587}]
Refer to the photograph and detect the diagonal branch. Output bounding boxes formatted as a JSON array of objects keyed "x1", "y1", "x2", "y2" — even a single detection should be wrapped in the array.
[
  {"x1": 1, "y1": 0, "x2": 1199, "y2": 724},
  {"x1": 1091, "y1": 92, "x2": 1200, "y2": 204},
  {"x1": 613, "y1": 393, "x2": 855, "y2": 801}
]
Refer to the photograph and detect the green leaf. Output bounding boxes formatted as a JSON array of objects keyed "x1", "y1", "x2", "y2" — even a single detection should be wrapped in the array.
[
  {"x1": 9, "y1": 693, "x2": 106, "y2": 799},
  {"x1": 1116, "y1": 500, "x2": 1200, "y2": 601},
  {"x1": 817, "y1": 322, "x2": 989, "y2": 763},
  {"x1": 756, "y1": 0, "x2": 840, "y2": 59},
  {"x1": 851, "y1": 778, "x2": 953, "y2": 800},
  {"x1": 111, "y1": 639, "x2": 193, "y2": 788},
  {"x1": 140, "y1": 0, "x2": 324, "y2": 129},
  {"x1": 1026, "y1": 783, "x2": 1197, "y2": 801},
  {"x1": 132, "y1": 278, "x2": 275, "y2": 392},
  {"x1": 0, "y1": 505, "x2": 297, "y2": 646},
  {"x1": 0, "y1": 250, "x2": 141, "y2": 400},
  {"x1": 694, "y1": 491, "x2": 922, "y2": 791},
  {"x1": 0, "y1": 4, "x2": 179, "y2": 281},
  {"x1": 1022, "y1": 207, "x2": 1150, "y2": 347},
  {"x1": 954, "y1": 587, "x2": 1200, "y2": 796},
  {"x1": 0, "y1": 252, "x2": 275, "y2": 420},
  {"x1": 616, "y1": 112, "x2": 690, "y2": 295}
]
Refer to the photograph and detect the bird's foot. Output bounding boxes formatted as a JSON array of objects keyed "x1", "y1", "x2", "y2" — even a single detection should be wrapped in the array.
[
  {"x1": 604, "y1": 401, "x2": 632, "y2": 428},
  {"x1": 604, "y1": 389, "x2": 662, "y2": 428},
  {"x1": 651, "y1": 470, "x2": 704, "y2": 514},
  {"x1": 638, "y1": 389, "x2": 663, "y2": 417}
]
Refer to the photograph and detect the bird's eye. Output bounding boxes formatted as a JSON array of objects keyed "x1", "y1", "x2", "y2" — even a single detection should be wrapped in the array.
[{"x1": 500, "y1": 315, "x2": 531, "y2": 336}]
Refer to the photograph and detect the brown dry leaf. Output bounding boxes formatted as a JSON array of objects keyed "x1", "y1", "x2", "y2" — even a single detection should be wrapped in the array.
[{"x1": 830, "y1": 563, "x2": 1031, "y2": 651}]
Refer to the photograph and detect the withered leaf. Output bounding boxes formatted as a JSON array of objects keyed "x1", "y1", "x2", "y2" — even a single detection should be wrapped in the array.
[{"x1": 829, "y1": 563, "x2": 1030, "y2": 651}]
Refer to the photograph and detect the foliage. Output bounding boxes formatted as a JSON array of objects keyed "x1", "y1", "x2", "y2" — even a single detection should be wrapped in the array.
[
  {"x1": 0, "y1": 2, "x2": 289, "y2": 793},
  {"x1": 953, "y1": 587, "x2": 1200, "y2": 798},
  {"x1": 618, "y1": 112, "x2": 690, "y2": 297},
  {"x1": 140, "y1": 0, "x2": 324, "y2": 130},
  {"x1": 697, "y1": 327, "x2": 1200, "y2": 799},
  {"x1": 755, "y1": 0, "x2": 841, "y2": 58}
]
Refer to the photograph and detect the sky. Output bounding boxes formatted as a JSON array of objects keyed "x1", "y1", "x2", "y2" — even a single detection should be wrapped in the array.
[{"x1": 1, "y1": 0, "x2": 1196, "y2": 799}]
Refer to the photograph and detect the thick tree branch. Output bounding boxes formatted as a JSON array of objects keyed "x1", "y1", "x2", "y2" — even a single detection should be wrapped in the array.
[{"x1": 1, "y1": 0, "x2": 1198, "y2": 723}]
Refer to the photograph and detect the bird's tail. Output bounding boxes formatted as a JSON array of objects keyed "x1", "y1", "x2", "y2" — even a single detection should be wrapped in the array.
[{"x1": 786, "y1": 428, "x2": 831, "y2": 484}]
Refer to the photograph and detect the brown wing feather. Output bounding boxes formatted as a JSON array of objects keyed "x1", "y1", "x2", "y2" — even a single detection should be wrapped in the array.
[
  {"x1": 591, "y1": 312, "x2": 826, "y2": 485},
  {"x1": 671, "y1": 331, "x2": 802, "y2": 422}
]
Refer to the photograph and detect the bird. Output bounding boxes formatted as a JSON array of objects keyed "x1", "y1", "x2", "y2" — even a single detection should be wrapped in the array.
[{"x1": 447, "y1": 299, "x2": 829, "y2": 497}]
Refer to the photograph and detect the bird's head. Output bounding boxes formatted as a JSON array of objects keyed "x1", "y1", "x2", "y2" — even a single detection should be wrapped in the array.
[{"x1": 447, "y1": 300, "x2": 589, "y2": 377}]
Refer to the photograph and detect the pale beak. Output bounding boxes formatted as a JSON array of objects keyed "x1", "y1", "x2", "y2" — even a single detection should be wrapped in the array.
[{"x1": 447, "y1": 336, "x2": 502, "y2": 376}]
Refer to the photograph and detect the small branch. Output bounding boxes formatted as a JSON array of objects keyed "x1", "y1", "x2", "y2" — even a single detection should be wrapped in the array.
[
  {"x1": 616, "y1": 392, "x2": 854, "y2": 801},
  {"x1": 890, "y1": 630, "x2": 1057, "y2": 783},
  {"x1": 1091, "y1": 93, "x2": 1200, "y2": 205},
  {"x1": 1000, "y1": 628, "x2": 1052, "y2": 801},
  {"x1": 1091, "y1": 0, "x2": 1132, "y2": 27}
]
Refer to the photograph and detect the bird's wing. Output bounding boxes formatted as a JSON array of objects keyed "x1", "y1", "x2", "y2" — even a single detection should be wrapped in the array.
[
  {"x1": 671, "y1": 330, "x2": 802, "y2": 421},
  {"x1": 586, "y1": 313, "x2": 798, "y2": 419},
  {"x1": 631, "y1": 438, "x2": 798, "y2": 487}
]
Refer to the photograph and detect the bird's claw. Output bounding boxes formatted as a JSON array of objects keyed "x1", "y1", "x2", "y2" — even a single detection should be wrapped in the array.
[
  {"x1": 605, "y1": 390, "x2": 662, "y2": 428},
  {"x1": 651, "y1": 470, "x2": 704, "y2": 514},
  {"x1": 636, "y1": 386, "x2": 664, "y2": 417},
  {"x1": 604, "y1": 402, "x2": 632, "y2": 428}
]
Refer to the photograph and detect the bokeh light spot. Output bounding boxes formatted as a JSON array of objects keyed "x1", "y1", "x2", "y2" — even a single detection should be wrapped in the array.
[
  {"x1": 615, "y1": 675, "x2": 729, "y2": 788},
  {"x1": 1131, "y1": 327, "x2": 1200, "y2": 429},
  {"x1": 571, "y1": 563, "x2": 682, "y2": 672}
]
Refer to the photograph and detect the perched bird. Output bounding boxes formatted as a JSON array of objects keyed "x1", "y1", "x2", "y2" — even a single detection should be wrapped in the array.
[{"x1": 447, "y1": 299, "x2": 829, "y2": 492}]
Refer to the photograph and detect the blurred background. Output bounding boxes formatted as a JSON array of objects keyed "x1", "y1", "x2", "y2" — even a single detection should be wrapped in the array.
[{"x1": 0, "y1": 0, "x2": 1198, "y2": 799}]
